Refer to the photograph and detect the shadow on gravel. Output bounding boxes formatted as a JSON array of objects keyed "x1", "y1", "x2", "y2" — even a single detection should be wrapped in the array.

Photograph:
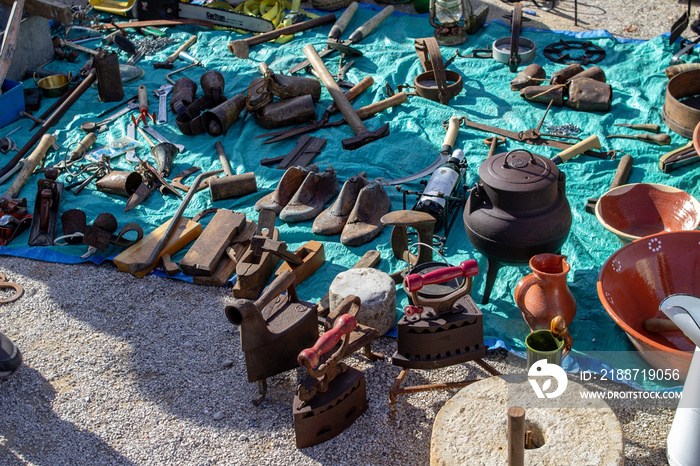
[{"x1": 0, "y1": 365, "x2": 136, "y2": 465}]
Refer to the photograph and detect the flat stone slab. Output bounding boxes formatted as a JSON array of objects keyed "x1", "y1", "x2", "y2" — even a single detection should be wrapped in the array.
[{"x1": 431, "y1": 375, "x2": 624, "y2": 465}]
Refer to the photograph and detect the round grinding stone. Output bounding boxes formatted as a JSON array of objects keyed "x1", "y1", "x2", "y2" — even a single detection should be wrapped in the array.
[
  {"x1": 431, "y1": 376, "x2": 624, "y2": 466},
  {"x1": 329, "y1": 268, "x2": 396, "y2": 336}
]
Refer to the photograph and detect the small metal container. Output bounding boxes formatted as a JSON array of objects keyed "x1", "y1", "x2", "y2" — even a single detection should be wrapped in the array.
[{"x1": 34, "y1": 73, "x2": 71, "y2": 98}]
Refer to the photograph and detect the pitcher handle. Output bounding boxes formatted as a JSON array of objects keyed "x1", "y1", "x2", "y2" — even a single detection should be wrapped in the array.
[{"x1": 514, "y1": 273, "x2": 542, "y2": 321}]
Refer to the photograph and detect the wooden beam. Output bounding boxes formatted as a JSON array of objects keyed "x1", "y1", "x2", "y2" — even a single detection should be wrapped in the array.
[{"x1": 0, "y1": 0, "x2": 72, "y2": 24}]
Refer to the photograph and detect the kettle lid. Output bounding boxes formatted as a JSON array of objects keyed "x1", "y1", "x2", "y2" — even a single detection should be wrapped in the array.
[{"x1": 479, "y1": 149, "x2": 559, "y2": 192}]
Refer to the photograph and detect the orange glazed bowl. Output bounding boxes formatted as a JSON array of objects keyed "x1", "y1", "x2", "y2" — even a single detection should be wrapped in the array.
[
  {"x1": 597, "y1": 231, "x2": 700, "y2": 380},
  {"x1": 595, "y1": 183, "x2": 700, "y2": 244}
]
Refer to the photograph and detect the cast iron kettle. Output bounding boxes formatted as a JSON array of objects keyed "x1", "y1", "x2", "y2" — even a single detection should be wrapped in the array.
[{"x1": 463, "y1": 148, "x2": 572, "y2": 303}]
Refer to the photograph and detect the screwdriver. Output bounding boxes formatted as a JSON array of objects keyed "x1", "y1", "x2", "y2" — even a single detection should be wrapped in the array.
[
  {"x1": 606, "y1": 133, "x2": 672, "y2": 146},
  {"x1": 612, "y1": 123, "x2": 660, "y2": 133}
]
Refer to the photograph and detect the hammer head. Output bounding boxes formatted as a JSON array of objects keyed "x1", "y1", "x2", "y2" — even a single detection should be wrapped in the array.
[
  {"x1": 342, "y1": 123, "x2": 390, "y2": 151},
  {"x1": 229, "y1": 40, "x2": 249, "y2": 59},
  {"x1": 153, "y1": 62, "x2": 174, "y2": 70}
]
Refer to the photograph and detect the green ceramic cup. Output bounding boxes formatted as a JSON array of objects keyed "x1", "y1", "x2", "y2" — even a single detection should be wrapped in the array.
[{"x1": 526, "y1": 329, "x2": 565, "y2": 370}]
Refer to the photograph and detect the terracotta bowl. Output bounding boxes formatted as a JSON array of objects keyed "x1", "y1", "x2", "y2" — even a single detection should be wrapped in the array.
[
  {"x1": 597, "y1": 231, "x2": 700, "y2": 380},
  {"x1": 595, "y1": 183, "x2": 700, "y2": 244}
]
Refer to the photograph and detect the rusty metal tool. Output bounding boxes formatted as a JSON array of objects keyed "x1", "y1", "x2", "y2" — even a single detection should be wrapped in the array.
[
  {"x1": 387, "y1": 116, "x2": 460, "y2": 185},
  {"x1": 606, "y1": 133, "x2": 672, "y2": 146},
  {"x1": 484, "y1": 136, "x2": 506, "y2": 157},
  {"x1": 228, "y1": 13, "x2": 337, "y2": 59},
  {"x1": 259, "y1": 135, "x2": 327, "y2": 169},
  {"x1": 172, "y1": 167, "x2": 222, "y2": 193},
  {"x1": 255, "y1": 75, "x2": 374, "y2": 143},
  {"x1": 0, "y1": 127, "x2": 21, "y2": 154},
  {"x1": 584, "y1": 153, "x2": 633, "y2": 214},
  {"x1": 153, "y1": 35, "x2": 197, "y2": 69},
  {"x1": 613, "y1": 123, "x2": 661, "y2": 133},
  {"x1": 453, "y1": 101, "x2": 614, "y2": 159},
  {"x1": 289, "y1": 4, "x2": 393, "y2": 74},
  {"x1": 153, "y1": 84, "x2": 173, "y2": 124},
  {"x1": 128, "y1": 170, "x2": 217, "y2": 275},
  {"x1": 287, "y1": 2, "x2": 359, "y2": 74},
  {"x1": 209, "y1": 141, "x2": 257, "y2": 201},
  {"x1": 659, "y1": 142, "x2": 697, "y2": 173}
]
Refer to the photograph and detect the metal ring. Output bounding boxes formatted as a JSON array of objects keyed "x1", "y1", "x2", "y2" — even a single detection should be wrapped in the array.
[{"x1": 0, "y1": 281, "x2": 24, "y2": 304}]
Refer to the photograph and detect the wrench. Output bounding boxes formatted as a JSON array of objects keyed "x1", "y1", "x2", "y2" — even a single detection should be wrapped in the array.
[
  {"x1": 125, "y1": 121, "x2": 140, "y2": 163},
  {"x1": 153, "y1": 84, "x2": 173, "y2": 124},
  {"x1": 141, "y1": 125, "x2": 185, "y2": 152},
  {"x1": 81, "y1": 101, "x2": 139, "y2": 133}
]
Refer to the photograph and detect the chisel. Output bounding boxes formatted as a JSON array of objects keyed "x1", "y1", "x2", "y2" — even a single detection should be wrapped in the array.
[
  {"x1": 612, "y1": 123, "x2": 661, "y2": 133},
  {"x1": 606, "y1": 133, "x2": 671, "y2": 145}
]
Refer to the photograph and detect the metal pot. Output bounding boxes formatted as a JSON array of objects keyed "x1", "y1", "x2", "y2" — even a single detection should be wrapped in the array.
[
  {"x1": 463, "y1": 148, "x2": 572, "y2": 303},
  {"x1": 34, "y1": 73, "x2": 71, "y2": 98}
]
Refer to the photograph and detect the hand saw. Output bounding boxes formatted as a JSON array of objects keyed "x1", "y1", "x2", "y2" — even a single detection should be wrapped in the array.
[{"x1": 89, "y1": 0, "x2": 275, "y2": 33}]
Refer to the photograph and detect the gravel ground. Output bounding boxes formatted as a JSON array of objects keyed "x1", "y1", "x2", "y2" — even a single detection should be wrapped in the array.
[{"x1": 1, "y1": 1, "x2": 694, "y2": 464}]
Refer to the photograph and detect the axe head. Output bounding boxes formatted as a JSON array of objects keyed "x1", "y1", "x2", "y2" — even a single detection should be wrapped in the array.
[{"x1": 342, "y1": 123, "x2": 390, "y2": 151}]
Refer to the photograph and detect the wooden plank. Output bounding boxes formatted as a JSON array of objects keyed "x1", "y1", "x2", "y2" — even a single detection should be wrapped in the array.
[
  {"x1": 274, "y1": 240, "x2": 325, "y2": 287},
  {"x1": 113, "y1": 217, "x2": 202, "y2": 278},
  {"x1": 180, "y1": 210, "x2": 245, "y2": 276},
  {"x1": 193, "y1": 220, "x2": 255, "y2": 287},
  {"x1": 0, "y1": 0, "x2": 72, "y2": 24}
]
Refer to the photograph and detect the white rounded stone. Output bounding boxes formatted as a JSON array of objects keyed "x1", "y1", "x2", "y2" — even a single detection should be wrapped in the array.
[
  {"x1": 328, "y1": 268, "x2": 396, "y2": 335},
  {"x1": 431, "y1": 375, "x2": 624, "y2": 466}
]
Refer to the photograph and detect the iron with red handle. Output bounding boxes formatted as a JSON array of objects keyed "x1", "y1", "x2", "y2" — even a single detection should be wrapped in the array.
[
  {"x1": 298, "y1": 313, "x2": 357, "y2": 370},
  {"x1": 404, "y1": 259, "x2": 479, "y2": 292}
]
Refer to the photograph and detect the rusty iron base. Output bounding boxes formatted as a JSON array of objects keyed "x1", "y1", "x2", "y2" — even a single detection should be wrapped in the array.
[
  {"x1": 293, "y1": 366, "x2": 367, "y2": 448},
  {"x1": 392, "y1": 294, "x2": 484, "y2": 370},
  {"x1": 389, "y1": 359, "x2": 500, "y2": 418}
]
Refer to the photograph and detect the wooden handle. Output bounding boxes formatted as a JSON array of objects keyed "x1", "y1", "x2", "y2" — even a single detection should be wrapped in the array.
[
  {"x1": 644, "y1": 318, "x2": 681, "y2": 333},
  {"x1": 2, "y1": 133, "x2": 56, "y2": 200},
  {"x1": 347, "y1": 5, "x2": 393, "y2": 43},
  {"x1": 167, "y1": 35, "x2": 197, "y2": 63},
  {"x1": 404, "y1": 260, "x2": 478, "y2": 292},
  {"x1": 508, "y1": 407, "x2": 526, "y2": 466},
  {"x1": 298, "y1": 313, "x2": 357, "y2": 368},
  {"x1": 329, "y1": 2, "x2": 358, "y2": 40},
  {"x1": 443, "y1": 116, "x2": 460, "y2": 152},
  {"x1": 552, "y1": 135, "x2": 601, "y2": 164},
  {"x1": 250, "y1": 14, "x2": 336, "y2": 47},
  {"x1": 625, "y1": 124, "x2": 661, "y2": 133},
  {"x1": 328, "y1": 75, "x2": 374, "y2": 114},
  {"x1": 304, "y1": 44, "x2": 365, "y2": 134},
  {"x1": 356, "y1": 92, "x2": 407, "y2": 119},
  {"x1": 609, "y1": 153, "x2": 633, "y2": 189},
  {"x1": 214, "y1": 141, "x2": 233, "y2": 176},
  {"x1": 138, "y1": 85, "x2": 148, "y2": 112},
  {"x1": 69, "y1": 132, "x2": 97, "y2": 162},
  {"x1": 255, "y1": 269, "x2": 296, "y2": 311},
  {"x1": 638, "y1": 133, "x2": 672, "y2": 145}
]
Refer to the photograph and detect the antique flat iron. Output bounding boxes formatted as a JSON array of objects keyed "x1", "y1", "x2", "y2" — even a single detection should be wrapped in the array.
[
  {"x1": 294, "y1": 296, "x2": 368, "y2": 449},
  {"x1": 389, "y1": 260, "x2": 500, "y2": 416},
  {"x1": 225, "y1": 269, "x2": 319, "y2": 405},
  {"x1": 28, "y1": 168, "x2": 63, "y2": 246}
]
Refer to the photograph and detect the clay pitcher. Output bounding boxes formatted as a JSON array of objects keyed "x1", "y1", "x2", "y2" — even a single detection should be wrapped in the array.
[{"x1": 514, "y1": 253, "x2": 576, "y2": 331}]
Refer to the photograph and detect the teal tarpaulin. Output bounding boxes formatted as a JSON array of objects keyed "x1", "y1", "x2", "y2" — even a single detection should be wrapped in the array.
[{"x1": 1, "y1": 6, "x2": 696, "y2": 389}]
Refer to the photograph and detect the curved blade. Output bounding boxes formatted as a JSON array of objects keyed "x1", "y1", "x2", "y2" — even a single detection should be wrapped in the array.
[{"x1": 385, "y1": 152, "x2": 449, "y2": 185}]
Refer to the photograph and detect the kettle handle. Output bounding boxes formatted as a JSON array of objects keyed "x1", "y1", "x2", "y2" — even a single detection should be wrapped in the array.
[
  {"x1": 466, "y1": 183, "x2": 486, "y2": 215},
  {"x1": 514, "y1": 273, "x2": 542, "y2": 321}
]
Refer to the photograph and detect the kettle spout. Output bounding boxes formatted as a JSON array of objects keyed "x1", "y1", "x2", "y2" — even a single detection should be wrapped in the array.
[{"x1": 660, "y1": 294, "x2": 700, "y2": 347}]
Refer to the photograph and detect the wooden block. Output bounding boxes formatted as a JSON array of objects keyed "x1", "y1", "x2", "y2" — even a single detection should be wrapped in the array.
[
  {"x1": 180, "y1": 210, "x2": 246, "y2": 276},
  {"x1": 0, "y1": 0, "x2": 73, "y2": 24},
  {"x1": 193, "y1": 220, "x2": 256, "y2": 287},
  {"x1": 113, "y1": 217, "x2": 202, "y2": 278},
  {"x1": 274, "y1": 240, "x2": 325, "y2": 287}
]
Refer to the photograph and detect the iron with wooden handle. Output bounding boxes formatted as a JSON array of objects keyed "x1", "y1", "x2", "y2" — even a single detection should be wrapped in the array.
[
  {"x1": 304, "y1": 43, "x2": 390, "y2": 150},
  {"x1": 584, "y1": 153, "x2": 633, "y2": 214},
  {"x1": 551, "y1": 135, "x2": 601, "y2": 165},
  {"x1": 2, "y1": 133, "x2": 57, "y2": 200},
  {"x1": 607, "y1": 133, "x2": 672, "y2": 146},
  {"x1": 403, "y1": 260, "x2": 479, "y2": 292},
  {"x1": 298, "y1": 313, "x2": 357, "y2": 370}
]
